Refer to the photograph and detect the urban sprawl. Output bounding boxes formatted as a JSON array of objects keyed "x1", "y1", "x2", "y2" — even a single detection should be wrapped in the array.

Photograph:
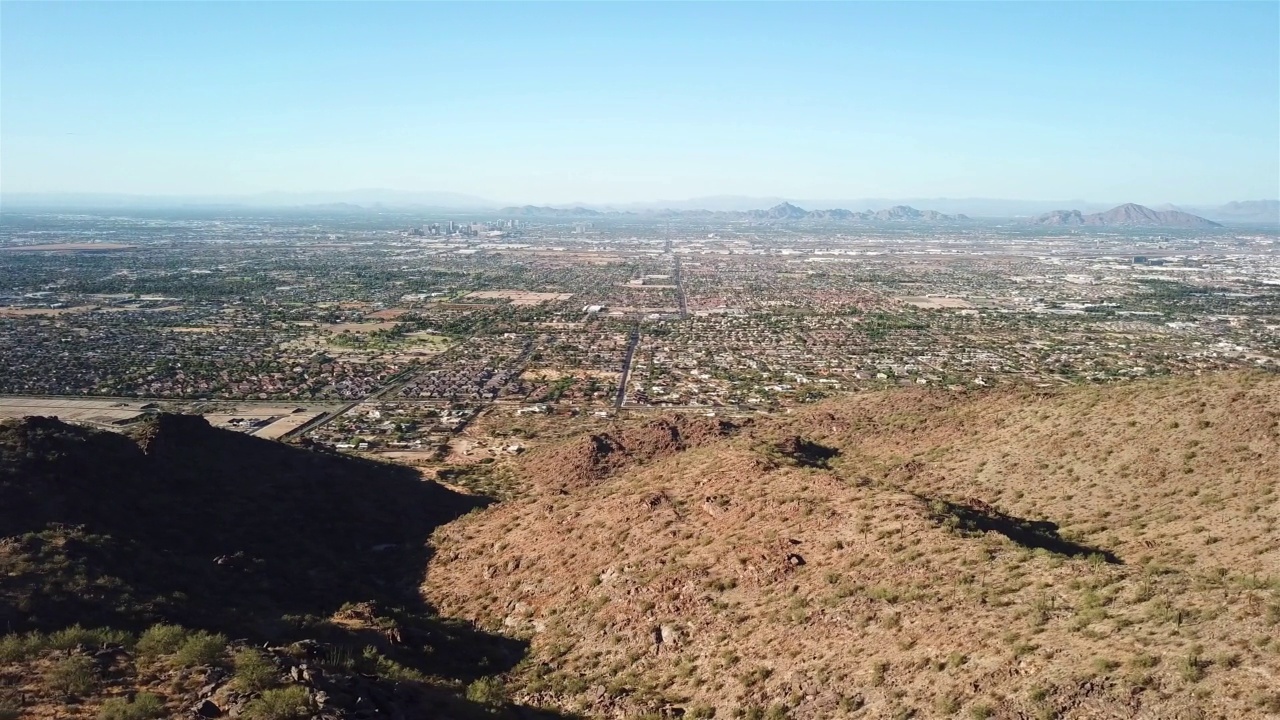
[{"x1": 2, "y1": 208, "x2": 1277, "y2": 464}]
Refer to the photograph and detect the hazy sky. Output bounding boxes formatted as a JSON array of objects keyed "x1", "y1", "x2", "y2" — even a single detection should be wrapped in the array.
[{"x1": 3, "y1": 2, "x2": 1277, "y2": 205}]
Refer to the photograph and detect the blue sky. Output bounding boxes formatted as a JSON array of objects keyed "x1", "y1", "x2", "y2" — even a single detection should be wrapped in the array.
[{"x1": 2, "y1": 1, "x2": 1277, "y2": 205}]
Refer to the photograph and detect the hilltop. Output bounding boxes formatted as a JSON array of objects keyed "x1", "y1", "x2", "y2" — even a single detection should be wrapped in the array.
[
  {"x1": 1033, "y1": 203, "x2": 1221, "y2": 228},
  {"x1": 426, "y1": 372, "x2": 1280, "y2": 719},
  {"x1": 517, "y1": 414, "x2": 744, "y2": 491},
  {"x1": 0, "y1": 414, "x2": 564, "y2": 719}
]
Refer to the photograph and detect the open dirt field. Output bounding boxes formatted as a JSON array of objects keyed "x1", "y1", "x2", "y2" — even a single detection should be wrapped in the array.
[
  {"x1": 520, "y1": 369, "x2": 622, "y2": 383},
  {"x1": 464, "y1": 290, "x2": 574, "y2": 306},
  {"x1": 376, "y1": 450, "x2": 441, "y2": 465},
  {"x1": 0, "y1": 243, "x2": 137, "y2": 252},
  {"x1": 202, "y1": 408, "x2": 324, "y2": 439},
  {"x1": 0, "y1": 397, "x2": 150, "y2": 425},
  {"x1": 899, "y1": 296, "x2": 976, "y2": 309},
  {"x1": 0, "y1": 306, "x2": 100, "y2": 316},
  {"x1": 321, "y1": 321, "x2": 401, "y2": 333},
  {"x1": 366, "y1": 308, "x2": 411, "y2": 320}
]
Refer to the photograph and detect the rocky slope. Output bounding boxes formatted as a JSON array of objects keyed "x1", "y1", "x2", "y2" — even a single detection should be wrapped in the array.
[
  {"x1": 517, "y1": 415, "x2": 743, "y2": 491},
  {"x1": 6, "y1": 374, "x2": 1277, "y2": 719},
  {"x1": 0, "y1": 414, "x2": 564, "y2": 719},
  {"x1": 426, "y1": 373, "x2": 1280, "y2": 719}
]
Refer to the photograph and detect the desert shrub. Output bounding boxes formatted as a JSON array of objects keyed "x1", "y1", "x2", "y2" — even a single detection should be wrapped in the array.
[
  {"x1": 47, "y1": 625, "x2": 96, "y2": 650},
  {"x1": 968, "y1": 705, "x2": 994, "y2": 720},
  {"x1": 0, "y1": 631, "x2": 48, "y2": 662},
  {"x1": 316, "y1": 644, "x2": 355, "y2": 671},
  {"x1": 48, "y1": 625, "x2": 133, "y2": 651},
  {"x1": 233, "y1": 648, "x2": 277, "y2": 692},
  {"x1": 1092, "y1": 657, "x2": 1119, "y2": 673},
  {"x1": 744, "y1": 665, "x2": 774, "y2": 687},
  {"x1": 135, "y1": 624, "x2": 189, "y2": 658},
  {"x1": 358, "y1": 646, "x2": 424, "y2": 683},
  {"x1": 465, "y1": 676, "x2": 506, "y2": 705},
  {"x1": 98, "y1": 692, "x2": 165, "y2": 720},
  {"x1": 174, "y1": 631, "x2": 227, "y2": 667},
  {"x1": 1179, "y1": 652, "x2": 1206, "y2": 682},
  {"x1": 1217, "y1": 652, "x2": 1242, "y2": 669},
  {"x1": 936, "y1": 695, "x2": 961, "y2": 714},
  {"x1": 1129, "y1": 653, "x2": 1158, "y2": 670},
  {"x1": 47, "y1": 655, "x2": 96, "y2": 696},
  {"x1": 871, "y1": 660, "x2": 889, "y2": 687},
  {"x1": 1255, "y1": 692, "x2": 1280, "y2": 713},
  {"x1": 243, "y1": 686, "x2": 312, "y2": 720}
]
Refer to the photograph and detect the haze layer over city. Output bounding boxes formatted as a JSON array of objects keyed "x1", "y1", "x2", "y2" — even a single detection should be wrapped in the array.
[{"x1": 1, "y1": 3, "x2": 1278, "y2": 720}]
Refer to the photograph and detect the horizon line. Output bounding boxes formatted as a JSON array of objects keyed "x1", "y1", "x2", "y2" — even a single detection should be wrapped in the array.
[{"x1": 3, "y1": 191, "x2": 1278, "y2": 209}]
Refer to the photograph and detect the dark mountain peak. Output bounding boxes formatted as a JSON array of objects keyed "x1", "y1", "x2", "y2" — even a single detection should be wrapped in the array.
[
  {"x1": 0, "y1": 415, "x2": 554, "y2": 720},
  {"x1": 0, "y1": 414, "x2": 486, "y2": 633},
  {"x1": 1, "y1": 414, "x2": 144, "y2": 488},
  {"x1": 9, "y1": 414, "x2": 66, "y2": 433},
  {"x1": 134, "y1": 411, "x2": 215, "y2": 454}
]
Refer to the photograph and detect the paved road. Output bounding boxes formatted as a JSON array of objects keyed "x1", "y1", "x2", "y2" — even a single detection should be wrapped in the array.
[
  {"x1": 280, "y1": 363, "x2": 423, "y2": 440},
  {"x1": 282, "y1": 401, "x2": 358, "y2": 440},
  {"x1": 614, "y1": 323, "x2": 640, "y2": 408},
  {"x1": 673, "y1": 254, "x2": 688, "y2": 319}
]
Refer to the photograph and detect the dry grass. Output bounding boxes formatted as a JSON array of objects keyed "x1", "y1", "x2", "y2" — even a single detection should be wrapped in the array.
[{"x1": 425, "y1": 371, "x2": 1280, "y2": 719}]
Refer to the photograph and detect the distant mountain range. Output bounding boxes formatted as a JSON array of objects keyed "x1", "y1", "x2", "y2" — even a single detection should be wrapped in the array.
[
  {"x1": 0, "y1": 189, "x2": 496, "y2": 210},
  {"x1": 3, "y1": 192, "x2": 1275, "y2": 223},
  {"x1": 1168, "y1": 200, "x2": 1279, "y2": 224},
  {"x1": 586, "y1": 196, "x2": 1112, "y2": 216},
  {"x1": 528, "y1": 197, "x2": 1280, "y2": 221},
  {"x1": 1032, "y1": 203, "x2": 1222, "y2": 228},
  {"x1": 496, "y1": 202, "x2": 971, "y2": 223}
]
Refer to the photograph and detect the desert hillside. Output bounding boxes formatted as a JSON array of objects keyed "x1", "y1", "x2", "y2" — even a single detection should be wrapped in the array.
[
  {"x1": 426, "y1": 372, "x2": 1280, "y2": 719},
  {"x1": 0, "y1": 414, "x2": 563, "y2": 719}
]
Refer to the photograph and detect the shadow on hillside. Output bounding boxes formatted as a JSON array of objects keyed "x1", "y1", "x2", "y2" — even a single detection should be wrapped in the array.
[
  {"x1": 0, "y1": 414, "x2": 578, "y2": 718},
  {"x1": 925, "y1": 496, "x2": 1121, "y2": 564},
  {"x1": 772, "y1": 435, "x2": 841, "y2": 468}
]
